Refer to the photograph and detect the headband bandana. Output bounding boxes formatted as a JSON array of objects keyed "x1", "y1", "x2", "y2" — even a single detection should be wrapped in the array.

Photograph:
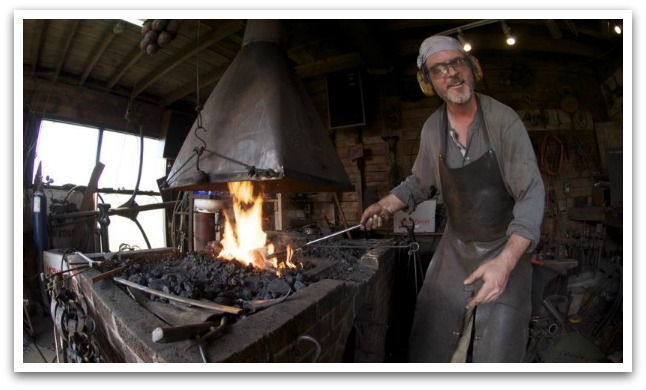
[{"x1": 417, "y1": 35, "x2": 463, "y2": 69}]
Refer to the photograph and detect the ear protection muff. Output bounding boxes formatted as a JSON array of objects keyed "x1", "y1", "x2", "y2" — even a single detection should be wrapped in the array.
[
  {"x1": 417, "y1": 54, "x2": 484, "y2": 97},
  {"x1": 417, "y1": 68, "x2": 436, "y2": 97},
  {"x1": 469, "y1": 55, "x2": 484, "y2": 82}
]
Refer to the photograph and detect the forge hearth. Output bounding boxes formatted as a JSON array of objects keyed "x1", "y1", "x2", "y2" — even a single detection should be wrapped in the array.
[{"x1": 70, "y1": 237, "x2": 396, "y2": 363}]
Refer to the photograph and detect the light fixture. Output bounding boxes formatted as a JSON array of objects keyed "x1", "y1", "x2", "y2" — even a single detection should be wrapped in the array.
[
  {"x1": 613, "y1": 21, "x2": 622, "y2": 34},
  {"x1": 122, "y1": 18, "x2": 145, "y2": 27},
  {"x1": 457, "y1": 28, "x2": 472, "y2": 52},
  {"x1": 501, "y1": 20, "x2": 516, "y2": 46}
]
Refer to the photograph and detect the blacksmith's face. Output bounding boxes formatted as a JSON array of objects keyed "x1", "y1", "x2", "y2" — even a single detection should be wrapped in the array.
[{"x1": 425, "y1": 50, "x2": 475, "y2": 104}]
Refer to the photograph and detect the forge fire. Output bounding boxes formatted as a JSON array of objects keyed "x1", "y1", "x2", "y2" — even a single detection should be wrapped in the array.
[
  {"x1": 112, "y1": 181, "x2": 371, "y2": 312},
  {"x1": 214, "y1": 181, "x2": 296, "y2": 273}
]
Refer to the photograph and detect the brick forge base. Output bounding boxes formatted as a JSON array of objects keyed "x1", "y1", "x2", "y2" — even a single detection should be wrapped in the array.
[{"x1": 72, "y1": 243, "x2": 397, "y2": 363}]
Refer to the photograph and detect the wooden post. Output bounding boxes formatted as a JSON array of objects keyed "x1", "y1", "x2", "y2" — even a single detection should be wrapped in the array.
[{"x1": 72, "y1": 162, "x2": 104, "y2": 251}]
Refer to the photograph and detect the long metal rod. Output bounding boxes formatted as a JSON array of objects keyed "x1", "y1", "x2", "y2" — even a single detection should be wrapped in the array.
[
  {"x1": 113, "y1": 277, "x2": 242, "y2": 315},
  {"x1": 436, "y1": 19, "x2": 499, "y2": 36},
  {"x1": 264, "y1": 224, "x2": 362, "y2": 260},
  {"x1": 301, "y1": 224, "x2": 362, "y2": 247},
  {"x1": 48, "y1": 201, "x2": 177, "y2": 220}
]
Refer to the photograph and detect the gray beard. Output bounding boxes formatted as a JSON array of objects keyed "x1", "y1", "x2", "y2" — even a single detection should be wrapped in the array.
[
  {"x1": 439, "y1": 84, "x2": 473, "y2": 104},
  {"x1": 433, "y1": 73, "x2": 475, "y2": 104}
]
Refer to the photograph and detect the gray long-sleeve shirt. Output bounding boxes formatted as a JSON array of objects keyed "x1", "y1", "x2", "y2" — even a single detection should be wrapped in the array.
[{"x1": 391, "y1": 93, "x2": 545, "y2": 251}]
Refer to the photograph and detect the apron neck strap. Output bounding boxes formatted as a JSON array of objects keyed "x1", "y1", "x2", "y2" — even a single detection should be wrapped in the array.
[{"x1": 440, "y1": 96, "x2": 490, "y2": 158}]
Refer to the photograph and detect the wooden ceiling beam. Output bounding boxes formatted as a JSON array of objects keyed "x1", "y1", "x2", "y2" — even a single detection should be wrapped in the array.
[
  {"x1": 29, "y1": 20, "x2": 47, "y2": 77},
  {"x1": 133, "y1": 20, "x2": 244, "y2": 98},
  {"x1": 106, "y1": 47, "x2": 144, "y2": 89},
  {"x1": 163, "y1": 64, "x2": 228, "y2": 105},
  {"x1": 295, "y1": 52, "x2": 364, "y2": 78},
  {"x1": 78, "y1": 23, "x2": 119, "y2": 87},
  {"x1": 53, "y1": 20, "x2": 80, "y2": 83}
]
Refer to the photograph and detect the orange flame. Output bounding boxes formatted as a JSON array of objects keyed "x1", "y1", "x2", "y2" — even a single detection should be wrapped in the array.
[{"x1": 217, "y1": 181, "x2": 295, "y2": 273}]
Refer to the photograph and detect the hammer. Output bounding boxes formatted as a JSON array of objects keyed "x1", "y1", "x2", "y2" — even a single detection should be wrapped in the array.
[{"x1": 152, "y1": 316, "x2": 228, "y2": 343}]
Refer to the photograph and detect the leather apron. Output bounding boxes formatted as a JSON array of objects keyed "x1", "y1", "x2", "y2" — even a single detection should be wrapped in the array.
[{"x1": 408, "y1": 101, "x2": 532, "y2": 363}]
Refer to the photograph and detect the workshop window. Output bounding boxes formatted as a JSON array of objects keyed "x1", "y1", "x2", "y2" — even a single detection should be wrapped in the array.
[
  {"x1": 33, "y1": 120, "x2": 167, "y2": 250},
  {"x1": 98, "y1": 131, "x2": 167, "y2": 249},
  {"x1": 32, "y1": 120, "x2": 99, "y2": 186}
]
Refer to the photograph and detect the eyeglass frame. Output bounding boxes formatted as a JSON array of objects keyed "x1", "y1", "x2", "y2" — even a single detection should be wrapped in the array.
[{"x1": 424, "y1": 56, "x2": 471, "y2": 79}]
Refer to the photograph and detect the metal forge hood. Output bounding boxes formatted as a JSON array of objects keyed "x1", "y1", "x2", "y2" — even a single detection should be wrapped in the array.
[{"x1": 165, "y1": 20, "x2": 353, "y2": 193}]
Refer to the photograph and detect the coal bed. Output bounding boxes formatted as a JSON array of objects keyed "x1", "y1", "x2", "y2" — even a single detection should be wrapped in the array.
[
  {"x1": 71, "y1": 236, "x2": 398, "y2": 363},
  {"x1": 114, "y1": 239, "x2": 372, "y2": 311}
]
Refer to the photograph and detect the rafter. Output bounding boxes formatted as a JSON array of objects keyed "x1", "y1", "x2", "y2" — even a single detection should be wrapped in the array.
[
  {"x1": 106, "y1": 47, "x2": 144, "y2": 89},
  {"x1": 295, "y1": 52, "x2": 364, "y2": 78},
  {"x1": 53, "y1": 20, "x2": 80, "y2": 82},
  {"x1": 29, "y1": 20, "x2": 47, "y2": 77},
  {"x1": 78, "y1": 23, "x2": 119, "y2": 87},
  {"x1": 163, "y1": 64, "x2": 229, "y2": 106}
]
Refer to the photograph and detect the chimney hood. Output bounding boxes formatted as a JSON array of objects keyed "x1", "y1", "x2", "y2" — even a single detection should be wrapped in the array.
[{"x1": 165, "y1": 20, "x2": 354, "y2": 194}]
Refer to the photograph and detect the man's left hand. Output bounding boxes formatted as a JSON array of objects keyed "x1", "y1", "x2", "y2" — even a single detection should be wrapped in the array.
[
  {"x1": 462, "y1": 234, "x2": 531, "y2": 310},
  {"x1": 463, "y1": 255, "x2": 514, "y2": 310}
]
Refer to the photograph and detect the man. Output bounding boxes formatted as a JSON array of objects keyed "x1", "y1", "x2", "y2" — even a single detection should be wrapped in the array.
[{"x1": 360, "y1": 35, "x2": 544, "y2": 363}]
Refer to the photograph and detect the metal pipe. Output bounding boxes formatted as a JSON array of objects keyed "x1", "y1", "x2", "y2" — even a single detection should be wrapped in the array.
[
  {"x1": 48, "y1": 201, "x2": 177, "y2": 220},
  {"x1": 75, "y1": 251, "x2": 105, "y2": 268},
  {"x1": 542, "y1": 299, "x2": 564, "y2": 324},
  {"x1": 436, "y1": 20, "x2": 499, "y2": 36}
]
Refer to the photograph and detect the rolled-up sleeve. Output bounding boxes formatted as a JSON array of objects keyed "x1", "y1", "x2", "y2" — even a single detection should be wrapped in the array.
[
  {"x1": 492, "y1": 110, "x2": 545, "y2": 252},
  {"x1": 390, "y1": 117, "x2": 438, "y2": 212}
]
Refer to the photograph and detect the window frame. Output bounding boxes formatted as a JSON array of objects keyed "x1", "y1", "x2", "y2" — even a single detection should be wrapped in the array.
[{"x1": 31, "y1": 119, "x2": 168, "y2": 251}]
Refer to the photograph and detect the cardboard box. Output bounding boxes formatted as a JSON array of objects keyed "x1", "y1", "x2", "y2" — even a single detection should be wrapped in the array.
[
  {"x1": 43, "y1": 249, "x2": 87, "y2": 276},
  {"x1": 393, "y1": 199, "x2": 437, "y2": 234}
]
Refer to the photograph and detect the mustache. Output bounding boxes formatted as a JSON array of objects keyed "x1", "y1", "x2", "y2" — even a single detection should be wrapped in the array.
[{"x1": 446, "y1": 76, "x2": 465, "y2": 86}]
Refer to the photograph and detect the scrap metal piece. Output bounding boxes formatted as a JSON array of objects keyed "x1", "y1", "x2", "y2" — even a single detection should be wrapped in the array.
[{"x1": 185, "y1": 316, "x2": 229, "y2": 354}]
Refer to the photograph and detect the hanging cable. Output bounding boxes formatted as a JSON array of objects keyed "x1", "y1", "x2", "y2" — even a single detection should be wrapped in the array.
[
  {"x1": 540, "y1": 132, "x2": 564, "y2": 176},
  {"x1": 192, "y1": 20, "x2": 208, "y2": 184},
  {"x1": 120, "y1": 125, "x2": 144, "y2": 208},
  {"x1": 196, "y1": 20, "x2": 201, "y2": 114},
  {"x1": 540, "y1": 132, "x2": 564, "y2": 222}
]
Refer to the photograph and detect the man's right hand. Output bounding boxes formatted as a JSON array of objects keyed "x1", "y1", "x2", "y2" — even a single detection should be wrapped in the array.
[
  {"x1": 359, "y1": 194, "x2": 406, "y2": 230},
  {"x1": 360, "y1": 203, "x2": 388, "y2": 230}
]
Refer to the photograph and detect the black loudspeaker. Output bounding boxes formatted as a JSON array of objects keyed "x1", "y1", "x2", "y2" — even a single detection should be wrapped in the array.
[
  {"x1": 161, "y1": 110, "x2": 195, "y2": 159},
  {"x1": 327, "y1": 69, "x2": 366, "y2": 129}
]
